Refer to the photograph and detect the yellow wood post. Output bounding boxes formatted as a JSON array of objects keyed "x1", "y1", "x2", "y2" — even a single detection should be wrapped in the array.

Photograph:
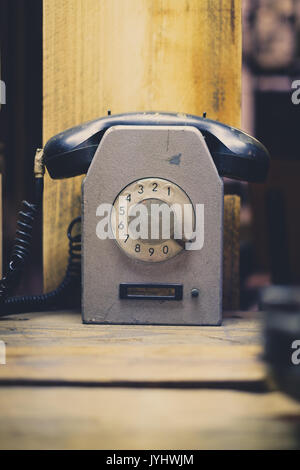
[{"x1": 43, "y1": 0, "x2": 241, "y2": 291}]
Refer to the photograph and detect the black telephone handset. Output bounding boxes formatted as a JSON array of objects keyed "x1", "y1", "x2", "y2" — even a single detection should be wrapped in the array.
[
  {"x1": 0, "y1": 112, "x2": 270, "y2": 316},
  {"x1": 43, "y1": 112, "x2": 270, "y2": 183}
]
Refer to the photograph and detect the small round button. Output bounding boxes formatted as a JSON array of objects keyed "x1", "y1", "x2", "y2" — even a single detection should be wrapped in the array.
[{"x1": 191, "y1": 288, "x2": 199, "y2": 298}]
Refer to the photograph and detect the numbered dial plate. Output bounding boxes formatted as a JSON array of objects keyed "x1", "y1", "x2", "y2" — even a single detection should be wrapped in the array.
[{"x1": 111, "y1": 177, "x2": 195, "y2": 263}]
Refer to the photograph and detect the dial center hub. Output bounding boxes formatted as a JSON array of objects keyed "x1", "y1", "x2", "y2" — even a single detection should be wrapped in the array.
[{"x1": 130, "y1": 198, "x2": 176, "y2": 245}]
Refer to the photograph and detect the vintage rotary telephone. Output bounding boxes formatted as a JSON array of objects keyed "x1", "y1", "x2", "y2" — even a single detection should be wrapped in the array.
[{"x1": 0, "y1": 112, "x2": 270, "y2": 324}]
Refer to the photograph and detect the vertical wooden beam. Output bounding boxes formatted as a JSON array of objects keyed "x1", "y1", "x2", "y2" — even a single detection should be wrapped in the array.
[{"x1": 43, "y1": 0, "x2": 241, "y2": 291}]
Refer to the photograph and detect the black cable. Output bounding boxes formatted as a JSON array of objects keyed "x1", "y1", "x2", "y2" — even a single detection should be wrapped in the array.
[
  {"x1": 0, "y1": 217, "x2": 81, "y2": 316},
  {"x1": 0, "y1": 178, "x2": 43, "y2": 302},
  {"x1": 0, "y1": 178, "x2": 82, "y2": 317}
]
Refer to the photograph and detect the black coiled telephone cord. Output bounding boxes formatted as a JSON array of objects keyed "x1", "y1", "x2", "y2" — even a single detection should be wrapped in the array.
[{"x1": 0, "y1": 177, "x2": 82, "y2": 317}]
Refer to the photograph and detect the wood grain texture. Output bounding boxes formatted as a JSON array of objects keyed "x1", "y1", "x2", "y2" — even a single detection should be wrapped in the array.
[
  {"x1": 1, "y1": 311, "x2": 299, "y2": 450},
  {"x1": 0, "y1": 311, "x2": 263, "y2": 383},
  {"x1": 43, "y1": 0, "x2": 242, "y2": 290},
  {"x1": 223, "y1": 195, "x2": 240, "y2": 310},
  {"x1": 0, "y1": 388, "x2": 299, "y2": 449}
]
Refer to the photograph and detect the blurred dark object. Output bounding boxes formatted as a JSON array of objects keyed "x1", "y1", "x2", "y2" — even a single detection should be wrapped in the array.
[
  {"x1": 0, "y1": 0, "x2": 43, "y2": 294},
  {"x1": 243, "y1": 1, "x2": 300, "y2": 290},
  {"x1": 250, "y1": 90, "x2": 300, "y2": 285},
  {"x1": 244, "y1": 0, "x2": 300, "y2": 75},
  {"x1": 256, "y1": 91, "x2": 300, "y2": 160},
  {"x1": 261, "y1": 285, "x2": 300, "y2": 402}
]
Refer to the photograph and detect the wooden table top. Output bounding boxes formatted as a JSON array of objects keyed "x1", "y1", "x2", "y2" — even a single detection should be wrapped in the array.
[{"x1": 0, "y1": 310, "x2": 299, "y2": 450}]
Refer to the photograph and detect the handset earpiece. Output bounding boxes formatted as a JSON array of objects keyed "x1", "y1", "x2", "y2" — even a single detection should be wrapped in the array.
[{"x1": 43, "y1": 112, "x2": 270, "y2": 182}]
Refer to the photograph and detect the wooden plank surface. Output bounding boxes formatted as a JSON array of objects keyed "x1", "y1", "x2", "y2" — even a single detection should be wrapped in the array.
[
  {"x1": 0, "y1": 311, "x2": 300, "y2": 450},
  {"x1": 0, "y1": 388, "x2": 299, "y2": 449},
  {"x1": 43, "y1": 0, "x2": 242, "y2": 291},
  {"x1": 0, "y1": 311, "x2": 263, "y2": 383}
]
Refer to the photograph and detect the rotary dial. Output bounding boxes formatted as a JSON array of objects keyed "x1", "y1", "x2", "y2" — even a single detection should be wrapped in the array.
[{"x1": 111, "y1": 177, "x2": 195, "y2": 263}]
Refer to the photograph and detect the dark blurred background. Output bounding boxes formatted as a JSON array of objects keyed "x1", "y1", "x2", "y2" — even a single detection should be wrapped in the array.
[
  {"x1": 0, "y1": 0, "x2": 43, "y2": 294},
  {"x1": 0, "y1": 0, "x2": 300, "y2": 309},
  {"x1": 241, "y1": 0, "x2": 300, "y2": 307}
]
